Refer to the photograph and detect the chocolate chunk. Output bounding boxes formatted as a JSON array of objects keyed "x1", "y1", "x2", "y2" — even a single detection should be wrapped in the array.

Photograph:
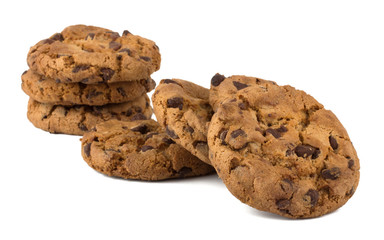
[
  {"x1": 78, "y1": 123, "x2": 88, "y2": 131},
  {"x1": 162, "y1": 137, "x2": 175, "y2": 145},
  {"x1": 122, "y1": 30, "x2": 131, "y2": 36},
  {"x1": 100, "y1": 68, "x2": 115, "y2": 82},
  {"x1": 231, "y1": 129, "x2": 246, "y2": 138},
  {"x1": 211, "y1": 73, "x2": 226, "y2": 86},
  {"x1": 178, "y1": 167, "x2": 192, "y2": 176},
  {"x1": 233, "y1": 81, "x2": 249, "y2": 90},
  {"x1": 266, "y1": 128, "x2": 281, "y2": 138},
  {"x1": 85, "y1": 33, "x2": 95, "y2": 40},
  {"x1": 131, "y1": 113, "x2": 147, "y2": 121},
  {"x1": 83, "y1": 143, "x2": 91, "y2": 157},
  {"x1": 305, "y1": 189, "x2": 319, "y2": 207},
  {"x1": 311, "y1": 149, "x2": 321, "y2": 159},
  {"x1": 141, "y1": 145, "x2": 154, "y2": 152},
  {"x1": 50, "y1": 33, "x2": 64, "y2": 41},
  {"x1": 294, "y1": 144, "x2": 317, "y2": 158},
  {"x1": 166, "y1": 97, "x2": 183, "y2": 110},
  {"x1": 276, "y1": 125, "x2": 288, "y2": 133},
  {"x1": 165, "y1": 126, "x2": 179, "y2": 139},
  {"x1": 145, "y1": 132, "x2": 159, "y2": 140},
  {"x1": 109, "y1": 41, "x2": 122, "y2": 51},
  {"x1": 348, "y1": 159, "x2": 354, "y2": 169},
  {"x1": 119, "y1": 48, "x2": 132, "y2": 56},
  {"x1": 43, "y1": 38, "x2": 55, "y2": 44},
  {"x1": 139, "y1": 56, "x2": 151, "y2": 62},
  {"x1": 131, "y1": 124, "x2": 149, "y2": 134},
  {"x1": 163, "y1": 79, "x2": 179, "y2": 85},
  {"x1": 72, "y1": 65, "x2": 90, "y2": 73},
  {"x1": 276, "y1": 199, "x2": 290, "y2": 209},
  {"x1": 116, "y1": 87, "x2": 127, "y2": 97},
  {"x1": 219, "y1": 129, "x2": 228, "y2": 144},
  {"x1": 329, "y1": 135, "x2": 338, "y2": 150},
  {"x1": 321, "y1": 167, "x2": 341, "y2": 180}
]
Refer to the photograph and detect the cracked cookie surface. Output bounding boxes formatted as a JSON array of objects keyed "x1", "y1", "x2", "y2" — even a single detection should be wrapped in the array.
[
  {"x1": 22, "y1": 70, "x2": 156, "y2": 106},
  {"x1": 152, "y1": 79, "x2": 213, "y2": 164},
  {"x1": 208, "y1": 74, "x2": 360, "y2": 218},
  {"x1": 27, "y1": 95, "x2": 152, "y2": 135},
  {"x1": 27, "y1": 25, "x2": 160, "y2": 84},
  {"x1": 81, "y1": 119, "x2": 214, "y2": 181}
]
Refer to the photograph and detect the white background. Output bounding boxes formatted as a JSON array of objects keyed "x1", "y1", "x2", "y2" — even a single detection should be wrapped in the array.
[{"x1": 1, "y1": 0, "x2": 383, "y2": 239}]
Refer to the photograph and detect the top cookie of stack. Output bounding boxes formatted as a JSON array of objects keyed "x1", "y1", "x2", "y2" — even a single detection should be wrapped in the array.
[{"x1": 22, "y1": 25, "x2": 161, "y2": 135}]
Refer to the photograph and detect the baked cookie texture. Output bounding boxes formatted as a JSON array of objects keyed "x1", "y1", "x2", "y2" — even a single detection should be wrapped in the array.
[
  {"x1": 81, "y1": 119, "x2": 215, "y2": 181},
  {"x1": 22, "y1": 69, "x2": 156, "y2": 106},
  {"x1": 208, "y1": 74, "x2": 360, "y2": 219},
  {"x1": 152, "y1": 79, "x2": 213, "y2": 164},
  {"x1": 27, "y1": 95, "x2": 152, "y2": 135},
  {"x1": 27, "y1": 25, "x2": 161, "y2": 84}
]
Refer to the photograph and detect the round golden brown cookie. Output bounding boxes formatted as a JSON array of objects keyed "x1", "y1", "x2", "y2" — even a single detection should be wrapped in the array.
[
  {"x1": 208, "y1": 74, "x2": 360, "y2": 219},
  {"x1": 152, "y1": 79, "x2": 213, "y2": 164},
  {"x1": 21, "y1": 69, "x2": 155, "y2": 106},
  {"x1": 27, "y1": 25, "x2": 161, "y2": 84},
  {"x1": 81, "y1": 119, "x2": 215, "y2": 181},
  {"x1": 27, "y1": 95, "x2": 152, "y2": 135}
]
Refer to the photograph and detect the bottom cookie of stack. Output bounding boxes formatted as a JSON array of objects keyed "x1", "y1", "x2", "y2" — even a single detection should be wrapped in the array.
[{"x1": 27, "y1": 95, "x2": 152, "y2": 135}]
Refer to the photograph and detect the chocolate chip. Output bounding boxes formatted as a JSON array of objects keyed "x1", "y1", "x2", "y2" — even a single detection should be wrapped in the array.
[
  {"x1": 277, "y1": 125, "x2": 288, "y2": 133},
  {"x1": 163, "y1": 79, "x2": 179, "y2": 85},
  {"x1": 100, "y1": 68, "x2": 115, "y2": 82},
  {"x1": 166, "y1": 97, "x2": 183, "y2": 110},
  {"x1": 231, "y1": 129, "x2": 246, "y2": 138},
  {"x1": 280, "y1": 179, "x2": 294, "y2": 193},
  {"x1": 131, "y1": 124, "x2": 149, "y2": 134},
  {"x1": 109, "y1": 41, "x2": 122, "y2": 51},
  {"x1": 294, "y1": 144, "x2": 317, "y2": 158},
  {"x1": 106, "y1": 31, "x2": 120, "y2": 40},
  {"x1": 125, "y1": 109, "x2": 133, "y2": 117},
  {"x1": 276, "y1": 199, "x2": 290, "y2": 210},
  {"x1": 122, "y1": 30, "x2": 131, "y2": 36},
  {"x1": 83, "y1": 143, "x2": 91, "y2": 157},
  {"x1": 131, "y1": 113, "x2": 147, "y2": 121},
  {"x1": 162, "y1": 137, "x2": 175, "y2": 145},
  {"x1": 141, "y1": 145, "x2": 154, "y2": 152},
  {"x1": 193, "y1": 141, "x2": 207, "y2": 148},
  {"x1": 311, "y1": 149, "x2": 321, "y2": 159},
  {"x1": 329, "y1": 135, "x2": 338, "y2": 150},
  {"x1": 139, "y1": 56, "x2": 151, "y2": 62},
  {"x1": 286, "y1": 149, "x2": 294, "y2": 156},
  {"x1": 178, "y1": 167, "x2": 192, "y2": 176},
  {"x1": 81, "y1": 78, "x2": 89, "y2": 83},
  {"x1": 50, "y1": 33, "x2": 64, "y2": 41},
  {"x1": 185, "y1": 125, "x2": 194, "y2": 133},
  {"x1": 78, "y1": 123, "x2": 88, "y2": 131},
  {"x1": 43, "y1": 38, "x2": 55, "y2": 44},
  {"x1": 119, "y1": 48, "x2": 132, "y2": 56},
  {"x1": 321, "y1": 167, "x2": 341, "y2": 180},
  {"x1": 219, "y1": 129, "x2": 228, "y2": 145},
  {"x1": 266, "y1": 128, "x2": 281, "y2": 138},
  {"x1": 145, "y1": 132, "x2": 159, "y2": 140},
  {"x1": 165, "y1": 126, "x2": 179, "y2": 139},
  {"x1": 233, "y1": 81, "x2": 249, "y2": 90},
  {"x1": 238, "y1": 102, "x2": 247, "y2": 110},
  {"x1": 85, "y1": 33, "x2": 95, "y2": 40},
  {"x1": 348, "y1": 159, "x2": 354, "y2": 169},
  {"x1": 86, "y1": 90, "x2": 103, "y2": 100},
  {"x1": 305, "y1": 189, "x2": 319, "y2": 207},
  {"x1": 116, "y1": 87, "x2": 127, "y2": 97},
  {"x1": 72, "y1": 65, "x2": 90, "y2": 73},
  {"x1": 211, "y1": 73, "x2": 226, "y2": 86}
]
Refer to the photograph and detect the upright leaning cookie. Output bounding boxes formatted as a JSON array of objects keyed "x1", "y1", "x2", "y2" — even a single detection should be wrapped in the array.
[
  {"x1": 27, "y1": 25, "x2": 161, "y2": 84},
  {"x1": 208, "y1": 74, "x2": 360, "y2": 218},
  {"x1": 152, "y1": 79, "x2": 213, "y2": 164},
  {"x1": 81, "y1": 119, "x2": 215, "y2": 181}
]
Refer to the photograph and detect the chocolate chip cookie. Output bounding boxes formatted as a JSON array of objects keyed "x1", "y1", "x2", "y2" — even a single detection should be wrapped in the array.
[
  {"x1": 152, "y1": 79, "x2": 213, "y2": 164},
  {"x1": 81, "y1": 119, "x2": 215, "y2": 181},
  {"x1": 22, "y1": 70, "x2": 156, "y2": 106},
  {"x1": 27, "y1": 25, "x2": 161, "y2": 84},
  {"x1": 27, "y1": 95, "x2": 152, "y2": 135},
  {"x1": 208, "y1": 74, "x2": 360, "y2": 218}
]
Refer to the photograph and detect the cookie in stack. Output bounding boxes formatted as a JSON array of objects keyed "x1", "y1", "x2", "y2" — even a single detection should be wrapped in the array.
[{"x1": 22, "y1": 25, "x2": 161, "y2": 135}]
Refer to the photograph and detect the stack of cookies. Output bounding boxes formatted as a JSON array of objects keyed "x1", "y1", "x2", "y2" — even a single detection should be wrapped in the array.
[{"x1": 22, "y1": 25, "x2": 161, "y2": 135}]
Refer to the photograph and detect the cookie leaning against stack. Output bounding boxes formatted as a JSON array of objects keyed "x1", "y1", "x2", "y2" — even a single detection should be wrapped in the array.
[{"x1": 22, "y1": 25, "x2": 160, "y2": 135}]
